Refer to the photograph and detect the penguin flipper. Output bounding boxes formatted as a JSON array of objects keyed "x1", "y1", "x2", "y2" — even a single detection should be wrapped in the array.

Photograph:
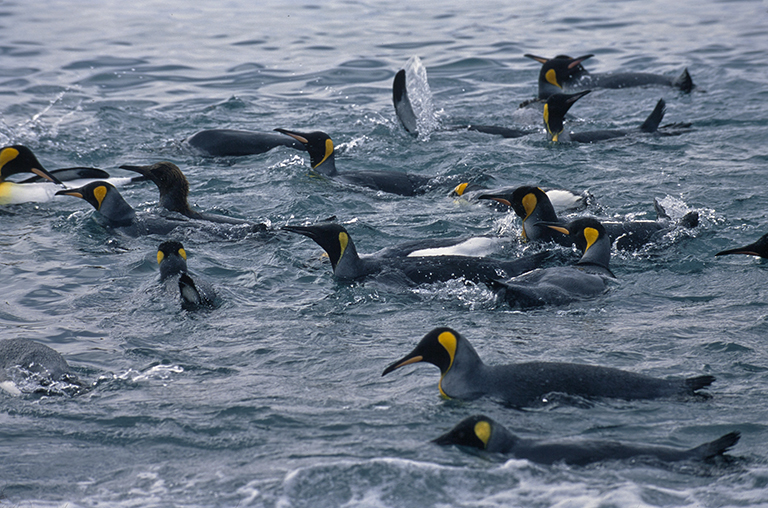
[
  {"x1": 639, "y1": 99, "x2": 666, "y2": 133},
  {"x1": 673, "y1": 68, "x2": 694, "y2": 93},
  {"x1": 393, "y1": 69, "x2": 419, "y2": 136},
  {"x1": 179, "y1": 273, "x2": 203, "y2": 309},
  {"x1": 688, "y1": 431, "x2": 740, "y2": 460},
  {"x1": 653, "y1": 199, "x2": 671, "y2": 221}
]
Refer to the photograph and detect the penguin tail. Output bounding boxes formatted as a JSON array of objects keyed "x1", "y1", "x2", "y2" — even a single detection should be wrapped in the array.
[
  {"x1": 393, "y1": 69, "x2": 419, "y2": 136},
  {"x1": 639, "y1": 99, "x2": 666, "y2": 133},
  {"x1": 684, "y1": 374, "x2": 715, "y2": 393},
  {"x1": 673, "y1": 68, "x2": 694, "y2": 93},
  {"x1": 688, "y1": 431, "x2": 740, "y2": 460}
]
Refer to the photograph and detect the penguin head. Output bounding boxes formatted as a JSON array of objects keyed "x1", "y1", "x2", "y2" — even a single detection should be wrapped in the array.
[
  {"x1": 157, "y1": 240, "x2": 188, "y2": 280},
  {"x1": 56, "y1": 181, "x2": 136, "y2": 225},
  {"x1": 0, "y1": 145, "x2": 64, "y2": 184},
  {"x1": 432, "y1": 415, "x2": 497, "y2": 450},
  {"x1": 119, "y1": 161, "x2": 191, "y2": 214},
  {"x1": 540, "y1": 217, "x2": 611, "y2": 269},
  {"x1": 715, "y1": 233, "x2": 768, "y2": 258},
  {"x1": 274, "y1": 128, "x2": 336, "y2": 175},
  {"x1": 543, "y1": 90, "x2": 591, "y2": 142},
  {"x1": 382, "y1": 327, "x2": 463, "y2": 377},
  {"x1": 525, "y1": 54, "x2": 593, "y2": 99},
  {"x1": 282, "y1": 222, "x2": 358, "y2": 274}
]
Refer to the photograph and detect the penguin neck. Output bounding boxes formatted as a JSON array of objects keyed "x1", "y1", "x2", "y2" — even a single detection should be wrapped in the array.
[
  {"x1": 486, "y1": 422, "x2": 519, "y2": 454},
  {"x1": 312, "y1": 153, "x2": 338, "y2": 177},
  {"x1": 523, "y1": 203, "x2": 560, "y2": 242},
  {"x1": 576, "y1": 236, "x2": 612, "y2": 273},
  {"x1": 438, "y1": 338, "x2": 488, "y2": 400},
  {"x1": 331, "y1": 237, "x2": 368, "y2": 280},
  {"x1": 159, "y1": 188, "x2": 198, "y2": 218},
  {"x1": 99, "y1": 191, "x2": 136, "y2": 226},
  {"x1": 159, "y1": 257, "x2": 188, "y2": 281}
]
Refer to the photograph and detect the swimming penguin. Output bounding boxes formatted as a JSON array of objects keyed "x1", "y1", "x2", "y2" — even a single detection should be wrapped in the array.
[
  {"x1": 56, "y1": 181, "x2": 192, "y2": 236},
  {"x1": 381, "y1": 327, "x2": 715, "y2": 406},
  {"x1": 433, "y1": 414, "x2": 739, "y2": 466},
  {"x1": 157, "y1": 240, "x2": 218, "y2": 310},
  {"x1": 488, "y1": 217, "x2": 615, "y2": 308},
  {"x1": 185, "y1": 129, "x2": 305, "y2": 157},
  {"x1": 451, "y1": 183, "x2": 591, "y2": 214},
  {"x1": 274, "y1": 128, "x2": 440, "y2": 196},
  {"x1": 282, "y1": 222, "x2": 550, "y2": 284},
  {"x1": 544, "y1": 91, "x2": 675, "y2": 143},
  {"x1": 0, "y1": 338, "x2": 83, "y2": 396},
  {"x1": 393, "y1": 69, "x2": 531, "y2": 139},
  {"x1": 525, "y1": 53, "x2": 694, "y2": 101},
  {"x1": 715, "y1": 233, "x2": 768, "y2": 258},
  {"x1": 0, "y1": 145, "x2": 65, "y2": 204},
  {"x1": 478, "y1": 186, "x2": 699, "y2": 250},
  {"x1": 119, "y1": 161, "x2": 267, "y2": 230}
]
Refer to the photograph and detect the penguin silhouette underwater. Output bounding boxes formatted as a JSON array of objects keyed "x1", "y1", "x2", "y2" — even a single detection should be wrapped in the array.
[
  {"x1": 382, "y1": 327, "x2": 715, "y2": 407},
  {"x1": 433, "y1": 414, "x2": 738, "y2": 466}
]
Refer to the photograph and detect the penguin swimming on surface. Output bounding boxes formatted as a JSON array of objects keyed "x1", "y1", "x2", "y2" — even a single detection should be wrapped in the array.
[
  {"x1": 715, "y1": 234, "x2": 768, "y2": 259},
  {"x1": 274, "y1": 128, "x2": 446, "y2": 196},
  {"x1": 282, "y1": 222, "x2": 550, "y2": 285},
  {"x1": 544, "y1": 91, "x2": 681, "y2": 143},
  {"x1": 157, "y1": 241, "x2": 218, "y2": 310},
  {"x1": 478, "y1": 185, "x2": 699, "y2": 250},
  {"x1": 185, "y1": 129, "x2": 305, "y2": 157},
  {"x1": 433, "y1": 414, "x2": 739, "y2": 466},
  {"x1": 0, "y1": 338, "x2": 84, "y2": 396},
  {"x1": 488, "y1": 217, "x2": 615, "y2": 308},
  {"x1": 525, "y1": 53, "x2": 694, "y2": 101},
  {"x1": 382, "y1": 327, "x2": 715, "y2": 407},
  {"x1": 119, "y1": 161, "x2": 267, "y2": 231}
]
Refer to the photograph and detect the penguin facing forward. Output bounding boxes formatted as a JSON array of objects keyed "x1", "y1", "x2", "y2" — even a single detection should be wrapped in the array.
[
  {"x1": 157, "y1": 241, "x2": 218, "y2": 310},
  {"x1": 382, "y1": 327, "x2": 715, "y2": 407},
  {"x1": 119, "y1": 161, "x2": 267, "y2": 231},
  {"x1": 433, "y1": 414, "x2": 739, "y2": 466},
  {"x1": 282, "y1": 222, "x2": 550, "y2": 285},
  {"x1": 525, "y1": 53, "x2": 694, "y2": 101},
  {"x1": 488, "y1": 217, "x2": 615, "y2": 308}
]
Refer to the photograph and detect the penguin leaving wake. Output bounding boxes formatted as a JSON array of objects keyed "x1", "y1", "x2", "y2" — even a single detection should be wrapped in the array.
[
  {"x1": 433, "y1": 414, "x2": 739, "y2": 466},
  {"x1": 382, "y1": 327, "x2": 715, "y2": 407},
  {"x1": 157, "y1": 241, "x2": 218, "y2": 311}
]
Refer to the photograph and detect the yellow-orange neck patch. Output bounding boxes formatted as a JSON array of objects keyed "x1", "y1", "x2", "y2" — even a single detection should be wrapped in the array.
[{"x1": 474, "y1": 420, "x2": 491, "y2": 447}]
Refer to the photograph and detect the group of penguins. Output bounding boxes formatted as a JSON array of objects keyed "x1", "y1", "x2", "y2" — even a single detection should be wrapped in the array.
[{"x1": 3, "y1": 53, "x2": 764, "y2": 466}]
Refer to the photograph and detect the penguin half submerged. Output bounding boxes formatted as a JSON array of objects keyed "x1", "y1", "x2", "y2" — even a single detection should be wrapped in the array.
[
  {"x1": 0, "y1": 338, "x2": 84, "y2": 396},
  {"x1": 525, "y1": 53, "x2": 694, "y2": 100},
  {"x1": 119, "y1": 161, "x2": 267, "y2": 231},
  {"x1": 157, "y1": 241, "x2": 218, "y2": 310},
  {"x1": 715, "y1": 233, "x2": 768, "y2": 259},
  {"x1": 382, "y1": 327, "x2": 715, "y2": 407},
  {"x1": 488, "y1": 217, "x2": 615, "y2": 308},
  {"x1": 478, "y1": 185, "x2": 699, "y2": 251},
  {"x1": 185, "y1": 129, "x2": 305, "y2": 157},
  {"x1": 433, "y1": 415, "x2": 739, "y2": 466},
  {"x1": 282, "y1": 222, "x2": 550, "y2": 285}
]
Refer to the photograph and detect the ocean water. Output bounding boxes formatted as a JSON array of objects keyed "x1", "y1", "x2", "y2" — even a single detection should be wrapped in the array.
[{"x1": 2, "y1": 0, "x2": 768, "y2": 506}]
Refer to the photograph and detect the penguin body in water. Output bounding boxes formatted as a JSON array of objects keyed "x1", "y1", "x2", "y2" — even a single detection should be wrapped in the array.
[
  {"x1": 119, "y1": 161, "x2": 268, "y2": 231},
  {"x1": 433, "y1": 414, "x2": 739, "y2": 466},
  {"x1": 282, "y1": 222, "x2": 551, "y2": 285},
  {"x1": 488, "y1": 217, "x2": 615, "y2": 308},
  {"x1": 157, "y1": 241, "x2": 218, "y2": 310},
  {"x1": 716, "y1": 234, "x2": 768, "y2": 259},
  {"x1": 0, "y1": 338, "x2": 84, "y2": 396},
  {"x1": 525, "y1": 53, "x2": 694, "y2": 100},
  {"x1": 382, "y1": 327, "x2": 715, "y2": 406},
  {"x1": 185, "y1": 129, "x2": 305, "y2": 157}
]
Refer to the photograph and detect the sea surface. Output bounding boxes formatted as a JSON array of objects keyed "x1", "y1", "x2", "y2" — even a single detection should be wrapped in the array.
[{"x1": 2, "y1": 0, "x2": 768, "y2": 506}]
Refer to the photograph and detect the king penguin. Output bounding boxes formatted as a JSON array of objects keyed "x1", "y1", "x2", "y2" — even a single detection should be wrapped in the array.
[
  {"x1": 119, "y1": 161, "x2": 267, "y2": 231},
  {"x1": 157, "y1": 241, "x2": 218, "y2": 310},
  {"x1": 282, "y1": 222, "x2": 550, "y2": 285},
  {"x1": 185, "y1": 129, "x2": 306, "y2": 157},
  {"x1": 382, "y1": 327, "x2": 715, "y2": 406},
  {"x1": 0, "y1": 145, "x2": 65, "y2": 205},
  {"x1": 488, "y1": 217, "x2": 615, "y2": 308},
  {"x1": 0, "y1": 338, "x2": 84, "y2": 396},
  {"x1": 433, "y1": 414, "x2": 739, "y2": 466},
  {"x1": 525, "y1": 53, "x2": 694, "y2": 100},
  {"x1": 543, "y1": 91, "x2": 677, "y2": 143}
]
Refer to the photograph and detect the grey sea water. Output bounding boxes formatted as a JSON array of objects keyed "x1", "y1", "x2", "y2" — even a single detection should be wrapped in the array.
[{"x1": 2, "y1": 0, "x2": 768, "y2": 506}]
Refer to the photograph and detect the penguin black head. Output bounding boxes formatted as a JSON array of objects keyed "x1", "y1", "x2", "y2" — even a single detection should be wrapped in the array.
[
  {"x1": 715, "y1": 233, "x2": 768, "y2": 259},
  {"x1": 0, "y1": 145, "x2": 64, "y2": 185},
  {"x1": 274, "y1": 128, "x2": 336, "y2": 175},
  {"x1": 543, "y1": 90, "x2": 591, "y2": 142},
  {"x1": 432, "y1": 415, "x2": 496, "y2": 450},
  {"x1": 157, "y1": 240, "x2": 188, "y2": 280},
  {"x1": 540, "y1": 217, "x2": 611, "y2": 271},
  {"x1": 282, "y1": 222, "x2": 352, "y2": 271},
  {"x1": 55, "y1": 180, "x2": 136, "y2": 226},
  {"x1": 382, "y1": 327, "x2": 461, "y2": 377},
  {"x1": 524, "y1": 54, "x2": 593, "y2": 99},
  {"x1": 119, "y1": 161, "x2": 191, "y2": 215}
]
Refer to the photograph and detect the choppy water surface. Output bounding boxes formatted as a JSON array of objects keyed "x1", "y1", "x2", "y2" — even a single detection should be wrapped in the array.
[{"x1": 2, "y1": 0, "x2": 768, "y2": 506}]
